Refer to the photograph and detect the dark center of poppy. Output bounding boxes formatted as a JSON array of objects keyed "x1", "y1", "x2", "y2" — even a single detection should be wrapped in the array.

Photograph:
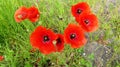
[
  {"x1": 70, "y1": 34, "x2": 76, "y2": 39},
  {"x1": 43, "y1": 36, "x2": 49, "y2": 42},
  {"x1": 84, "y1": 19, "x2": 89, "y2": 24},
  {"x1": 56, "y1": 38, "x2": 62, "y2": 44},
  {"x1": 77, "y1": 9, "x2": 82, "y2": 14}
]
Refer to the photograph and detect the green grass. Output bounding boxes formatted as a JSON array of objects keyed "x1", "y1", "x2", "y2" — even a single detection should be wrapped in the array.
[{"x1": 0, "y1": 0, "x2": 120, "y2": 67}]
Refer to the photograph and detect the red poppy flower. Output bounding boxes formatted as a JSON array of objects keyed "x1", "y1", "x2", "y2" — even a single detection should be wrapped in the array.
[
  {"x1": 27, "y1": 6, "x2": 40, "y2": 22},
  {"x1": 0, "y1": 56, "x2": 4, "y2": 61},
  {"x1": 77, "y1": 13, "x2": 99, "y2": 32},
  {"x1": 64, "y1": 24, "x2": 87, "y2": 48},
  {"x1": 71, "y1": 2, "x2": 90, "y2": 18},
  {"x1": 30, "y1": 26, "x2": 57, "y2": 55},
  {"x1": 55, "y1": 34, "x2": 64, "y2": 52},
  {"x1": 14, "y1": 6, "x2": 28, "y2": 22}
]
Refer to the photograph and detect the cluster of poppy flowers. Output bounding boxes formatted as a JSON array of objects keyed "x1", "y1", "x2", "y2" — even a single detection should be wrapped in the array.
[
  {"x1": 14, "y1": 2, "x2": 99, "y2": 55},
  {"x1": 71, "y1": 2, "x2": 99, "y2": 32},
  {"x1": 14, "y1": 6, "x2": 40, "y2": 22}
]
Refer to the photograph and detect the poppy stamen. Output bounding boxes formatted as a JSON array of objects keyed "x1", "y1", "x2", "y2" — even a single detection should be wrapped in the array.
[
  {"x1": 18, "y1": 15, "x2": 22, "y2": 19},
  {"x1": 84, "y1": 19, "x2": 89, "y2": 24},
  {"x1": 44, "y1": 36, "x2": 49, "y2": 42},
  {"x1": 70, "y1": 34, "x2": 76, "y2": 39},
  {"x1": 77, "y1": 9, "x2": 82, "y2": 14}
]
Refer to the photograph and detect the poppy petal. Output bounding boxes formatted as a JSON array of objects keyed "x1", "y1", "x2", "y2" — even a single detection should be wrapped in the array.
[
  {"x1": 0, "y1": 56, "x2": 4, "y2": 61},
  {"x1": 55, "y1": 34, "x2": 64, "y2": 52},
  {"x1": 28, "y1": 17, "x2": 39, "y2": 22},
  {"x1": 75, "y1": 11, "x2": 92, "y2": 22}
]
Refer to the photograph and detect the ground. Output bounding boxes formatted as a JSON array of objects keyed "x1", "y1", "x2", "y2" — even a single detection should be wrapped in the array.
[{"x1": 0, "y1": 0, "x2": 120, "y2": 67}]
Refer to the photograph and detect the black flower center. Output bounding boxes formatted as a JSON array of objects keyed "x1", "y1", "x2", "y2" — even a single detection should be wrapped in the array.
[
  {"x1": 84, "y1": 19, "x2": 89, "y2": 24},
  {"x1": 77, "y1": 9, "x2": 82, "y2": 14},
  {"x1": 70, "y1": 34, "x2": 76, "y2": 39},
  {"x1": 56, "y1": 38, "x2": 62, "y2": 44},
  {"x1": 43, "y1": 36, "x2": 49, "y2": 42}
]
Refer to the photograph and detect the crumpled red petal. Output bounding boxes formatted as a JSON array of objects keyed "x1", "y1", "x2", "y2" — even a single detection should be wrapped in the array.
[
  {"x1": 27, "y1": 6, "x2": 40, "y2": 22},
  {"x1": 14, "y1": 6, "x2": 28, "y2": 22}
]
